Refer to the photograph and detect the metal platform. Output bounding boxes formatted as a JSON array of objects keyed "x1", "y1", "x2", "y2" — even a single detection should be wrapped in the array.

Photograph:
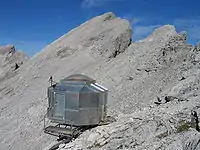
[
  {"x1": 44, "y1": 116, "x2": 116, "y2": 137},
  {"x1": 44, "y1": 124, "x2": 96, "y2": 139},
  {"x1": 44, "y1": 125, "x2": 75, "y2": 137},
  {"x1": 45, "y1": 116, "x2": 116, "y2": 150}
]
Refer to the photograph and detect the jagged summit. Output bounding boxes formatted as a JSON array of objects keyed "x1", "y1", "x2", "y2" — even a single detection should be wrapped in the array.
[
  {"x1": 143, "y1": 25, "x2": 177, "y2": 43},
  {"x1": 35, "y1": 12, "x2": 132, "y2": 61},
  {"x1": 0, "y1": 44, "x2": 16, "y2": 55},
  {"x1": 0, "y1": 44, "x2": 29, "y2": 82},
  {"x1": 91, "y1": 12, "x2": 116, "y2": 21}
]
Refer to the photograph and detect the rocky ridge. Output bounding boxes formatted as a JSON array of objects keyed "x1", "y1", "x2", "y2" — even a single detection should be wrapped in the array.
[
  {"x1": 52, "y1": 24, "x2": 200, "y2": 150},
  {"x1": 0, "y1": 12, "x2": 200, "y2": 150},
  {"x1": 0, "y1": 12, "x2": 132, "y2": 150},
  {"x1": 0, "y1": 45, "x2": 28, "y2": 81}
]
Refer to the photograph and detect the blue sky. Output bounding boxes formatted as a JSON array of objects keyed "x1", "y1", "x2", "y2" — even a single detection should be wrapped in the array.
[{"x1": 0, "y1": 0, "x2": 200, "y2": 56}]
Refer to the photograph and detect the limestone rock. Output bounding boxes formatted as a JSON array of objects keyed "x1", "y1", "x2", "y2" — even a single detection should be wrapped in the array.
[
  {"x1": 0, "y1": 12, "x2": 200, "y2": 150},
  {"x1": 0, "y1": 12, "x2": 132, "y2": 150}
]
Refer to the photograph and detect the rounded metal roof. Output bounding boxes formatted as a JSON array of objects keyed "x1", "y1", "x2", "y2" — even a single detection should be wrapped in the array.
[{"x1": 61, "y1": 74, "x2": 96, "y2": 84}]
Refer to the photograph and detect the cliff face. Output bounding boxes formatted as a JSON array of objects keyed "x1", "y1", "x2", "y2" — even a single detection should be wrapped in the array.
[{"x1": 1, "y1": 12, "x2": 200, "y2": 150}]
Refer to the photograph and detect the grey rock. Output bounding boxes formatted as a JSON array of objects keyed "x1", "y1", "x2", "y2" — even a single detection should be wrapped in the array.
[
  {"x1": 59, "y1": 144, "x2": 66, "y2": 148},
  {"x1": 0, "y1": 45, "x2": 29, "y2": 85},
  {"x1": 195, "y1": 41, "x2": 200, "y2": 51},
  {"x1": 0, "y1": 12, "x2": 132, "y2": 150},
  {"x1": 0, "y1": 12, "x2": 200, "y2": 150},
  {"x1": 0, "y1": 44, "x2": 15, "y2": 55}
]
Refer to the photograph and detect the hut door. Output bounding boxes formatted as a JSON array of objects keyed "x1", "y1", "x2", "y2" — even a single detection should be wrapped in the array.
[{"x1": 54, "y1": 92, "x2": 65, "y2": 119}]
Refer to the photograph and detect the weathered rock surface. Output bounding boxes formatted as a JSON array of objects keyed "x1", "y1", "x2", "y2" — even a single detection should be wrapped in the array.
[
  {"x1": 0, "y1": 45, "x2": 29, "y2": 81},
  {"x1": 0, "y1": 44, "x2": 28, "y2": 66},
  {"x1": 54, "y1": 25, "x2": 200, "y2": 149},
  {"x1": 1, "y1": 12, "x2": 200, "y2": 150},
  {"x1": 0, "y1": 12, "x2": 132, "y2": 150}
]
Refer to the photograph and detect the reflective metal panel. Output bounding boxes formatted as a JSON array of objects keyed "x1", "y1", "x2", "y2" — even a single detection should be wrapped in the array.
[
  {"x1": 77, "y1": 108, "x2": 100, "y2": 125},
  {"x1": 54, "y1": 92, "x2": 65, "y2": 118},
  {"x1": 65, "y1": 92, "x2": 79, "y2": 110},
  {"x1": 79, "y1": 92, "x2": 90, "y2": 108},
  {"x1": 65, "y1": 109, "x2": 78, "y2": 125},
  {"x1": 47, "y1": 74, "x2": 108, "y2": 126},
  {"x1": 89, "y1": 92, "x2": 99, "y2": 108}
]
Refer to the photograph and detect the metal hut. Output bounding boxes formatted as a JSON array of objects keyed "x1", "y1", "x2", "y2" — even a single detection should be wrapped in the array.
[{"x1": 46, "y1": 74, "x2": 108, "y2": 126}]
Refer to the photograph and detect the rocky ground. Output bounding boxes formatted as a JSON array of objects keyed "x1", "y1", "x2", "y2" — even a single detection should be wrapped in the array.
[{"x1": 0, "y1": 12, "x2": 200, "y2": 150}]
